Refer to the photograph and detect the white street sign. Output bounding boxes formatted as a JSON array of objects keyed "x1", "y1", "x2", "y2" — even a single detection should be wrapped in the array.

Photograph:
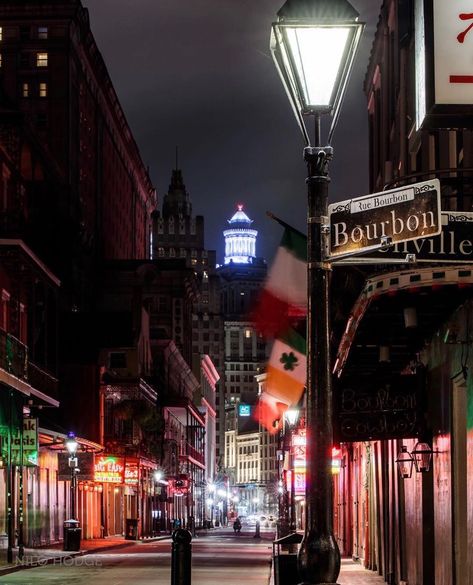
[{"x1": 328, "y1": 179, "x2": 441, "y2": 259}]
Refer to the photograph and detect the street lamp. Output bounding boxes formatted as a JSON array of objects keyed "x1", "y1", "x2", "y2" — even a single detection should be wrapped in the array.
[
  {"x1": 65, "y1": 432, "x2": 78, "y2": 520},
  {"x1": 271, "y1": 1, "x2": 364, "y2": 584},
  {"x1": 64, "y1": 432, "x2": 81, "y2": 551},
  {"x1": 284, "y1": 407, "x2": 300, "y2": 532}
]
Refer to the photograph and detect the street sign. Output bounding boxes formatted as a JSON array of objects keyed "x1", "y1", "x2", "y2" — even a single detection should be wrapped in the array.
[
  {"x1": 328, "y1": 179, "x2": 441, "y2": 259},
  {"x1": 334, "y1": 211, "x2": 473, "y2": 265}
]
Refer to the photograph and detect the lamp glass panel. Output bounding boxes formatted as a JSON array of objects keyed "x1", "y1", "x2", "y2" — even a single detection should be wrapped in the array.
[
  {"x1": 285, "y1": 26, "x2": 350, "y2": 108},
  {"x1": 66, "y1": 438, "x2": 78, "y2": 454},
  {"x1": 396, "y1": 446, "x2": 414, "y2": 479},
  {"x1": 413, "y1": 442, "x2": 432, "y2": 473},
  {"x1": 285, "y1": 408, "x2": 300, "y2": 426}
]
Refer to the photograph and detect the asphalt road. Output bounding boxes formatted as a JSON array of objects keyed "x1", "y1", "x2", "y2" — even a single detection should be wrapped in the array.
[{"x1": 0, "y1": 528, "x2": 274, "y2": 585}]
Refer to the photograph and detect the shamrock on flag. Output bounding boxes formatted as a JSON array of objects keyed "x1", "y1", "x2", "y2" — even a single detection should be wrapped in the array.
[{"x1": 255, "y1": 327, "x2": 306, "y2": 434}]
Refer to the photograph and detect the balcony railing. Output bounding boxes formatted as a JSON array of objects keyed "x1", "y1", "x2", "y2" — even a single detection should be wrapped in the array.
[
  {"x1": 180, "y1": 442, "x2": 205, "y2": 466},
  {"x1": 0, "y1": 328, "x2": 58, "y2": 400},
  {"x1": 0, "y1": 210, "x2": 27, "y2": 238},
  {"x1": 0, "y1": 328, "x2": 27, "y2": 380},
  {"x1": 28, "y1": 361, "x2": 58, "y2": 400}
]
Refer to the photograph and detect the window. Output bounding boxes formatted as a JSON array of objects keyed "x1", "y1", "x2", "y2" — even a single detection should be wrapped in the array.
[
  {"x1": 20, "y1": 26, "x2": 30, "y2": 40},
  {"x1": 38, "y1": 26, "x2": 48, "y2": 40},
  {"x1": 0, "y1": 289, "x2": 10, "y2": 331},
  {"x1": 245, "y1": 329, "x2": 251, "y2": 339},
  {"x1": 0, "y1": 54, "x2": 2, "y2": 68},
  {"x1": 109, "y1": 352, "x2": 127, "y2": 369},
  {"x1": 20, "y1": 53, "x2": 29, "y2": 68},
  {"x1": 22, "y1": 82, "x2": 29, "y2": 98},
  {"x1": 39, "y1": 82, "x2": 47, "y2": 97},
  {"x1": 36, "y1": 112, "x2": 48, "y2": 128},
  {"x1": 36, "y1": 52, "x2": 48, "y2": 67},
  {"x1": 0, "y1": 27, "x2": 2, "y2": 41},
  {"x1": 19, "y1": 304, "x2": 27, "y2": 344}
]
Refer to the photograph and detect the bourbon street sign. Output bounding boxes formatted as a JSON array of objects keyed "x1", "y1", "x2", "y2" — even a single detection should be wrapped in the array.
[
  {"x1": 335, "y1": 211, "x2": 473, "y2": 264},
  {"x1": 328, "y1": 179, "x2": 441, "y2": 259}
]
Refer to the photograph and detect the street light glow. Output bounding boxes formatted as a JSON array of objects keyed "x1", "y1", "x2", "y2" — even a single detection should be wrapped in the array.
[
  {"x1": 65, "y1": 433, "x2": 78, "y2": 455},
  {"x1": 285, "y1": 26, "x2": 350, "y2": 108}
]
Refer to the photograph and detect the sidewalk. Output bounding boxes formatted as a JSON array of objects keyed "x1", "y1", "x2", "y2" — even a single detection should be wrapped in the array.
[
  {"x1": 0, "y1": 534, "x2": 171, "y2": 577},
  {"x1": 339, "y1": 558, "x2": 386, "y2": 584}
]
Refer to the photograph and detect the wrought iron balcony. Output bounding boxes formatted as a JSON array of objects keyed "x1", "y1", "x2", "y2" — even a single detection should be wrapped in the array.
[{"x1": 0, "y1": 328, "x2": 58, "y2": 401}]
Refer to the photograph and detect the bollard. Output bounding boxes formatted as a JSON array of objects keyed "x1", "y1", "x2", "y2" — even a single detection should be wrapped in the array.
[
  {"x1": 254, "y1": 520, "x2": 261, "y2": 539},
  {"x1": 171, "y1": 528, "x2": 192, "y2": 585}
]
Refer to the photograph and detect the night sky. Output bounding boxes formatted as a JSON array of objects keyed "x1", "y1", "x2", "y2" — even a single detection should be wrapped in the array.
[{"x1": 84, "y1": 0, "x2": 380, "y2": 263}]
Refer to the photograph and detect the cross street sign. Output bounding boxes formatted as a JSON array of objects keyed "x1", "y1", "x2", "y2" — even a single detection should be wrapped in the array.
[{"x1": 328, "y1": 179, "x2": 442, "y2": 259}]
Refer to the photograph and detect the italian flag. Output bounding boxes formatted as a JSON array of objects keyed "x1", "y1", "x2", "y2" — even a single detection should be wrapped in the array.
[
  {"x1": 255, "y1": 328, "x2": 306, "y2": 434},
  {"x1": 252, "y1": 226, "x2": 307, "y2": 337}
]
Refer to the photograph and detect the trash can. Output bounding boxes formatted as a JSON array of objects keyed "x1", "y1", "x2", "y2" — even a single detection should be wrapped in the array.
[
  {"x1": 63, "y1": 519, "x2": 81, "y2": 551},
  {"x1": 272, "y1": 532, "x2": 303, "y2": 585},
  {"x1": 125, "y1": 518, "x2": 139, "y2": 540}
]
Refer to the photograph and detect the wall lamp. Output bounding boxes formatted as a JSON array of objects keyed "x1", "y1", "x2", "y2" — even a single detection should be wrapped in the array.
[{"x1": 396, "y1": 441, "x2": 437, "y2": 479}]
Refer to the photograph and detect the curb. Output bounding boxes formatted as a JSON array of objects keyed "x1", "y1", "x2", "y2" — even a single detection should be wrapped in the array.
[{"x1": 0, "y1": 537, "x2": 170, "y2": 577}]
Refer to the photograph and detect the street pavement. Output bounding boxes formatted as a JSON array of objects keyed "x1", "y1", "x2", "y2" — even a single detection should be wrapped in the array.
[{"x1": 0, "y1": 526, "x2": 386, "y2": 584}]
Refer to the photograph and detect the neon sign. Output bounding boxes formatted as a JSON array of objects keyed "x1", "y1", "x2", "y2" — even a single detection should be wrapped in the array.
[
  {"x1": 94, "y1": 456, "x2": 125, "y2": 483},
  {"x1": 125, "y1": 459, "x2": 139, "y2": 485}
]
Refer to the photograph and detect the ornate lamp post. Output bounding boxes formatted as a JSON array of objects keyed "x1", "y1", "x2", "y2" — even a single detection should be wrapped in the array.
[
  {"x1": 64, "y1": 432, "x2": 81, "y2": 551},
  {"x1": 65, "y1": 432, "x2": 79, "y2": 520},
  {"x1": 270, "y1": 1, "x2": 364, "y2": 583},
  {"x1": 284, "y1": 407, "x2": 300, "y2": 532}
]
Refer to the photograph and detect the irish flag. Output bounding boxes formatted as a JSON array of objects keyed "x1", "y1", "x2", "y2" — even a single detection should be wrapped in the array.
[
  {"x1": 252, "y1": 225, "x2": 307, "y2": 337},
  {"x1": 255, "y1": 327, "x2": 306, "y2": 433}
]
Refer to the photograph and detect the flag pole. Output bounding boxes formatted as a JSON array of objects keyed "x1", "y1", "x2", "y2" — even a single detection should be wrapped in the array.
[{"x1": 266, "y1": 211, "x2": 306, "y2": 238}]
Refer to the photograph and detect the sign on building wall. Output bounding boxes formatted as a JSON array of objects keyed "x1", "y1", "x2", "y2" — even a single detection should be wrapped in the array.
[
  {"x1": 434, "y1": 1, "x2": 473, "y2": 104},
  {"x1": 58, "y1": 451, "x2": 95, "y2": 481},
  {"x1": 416, "y1": 0, "x2": 473, "y2": 128},
  {"x1": 0, "y1": 418, "x2": 39, "y2": 466},
  {"x1": 335, "y1": 373, "x2": 425, "y2": 442},
  {"x1": 94, "y1": 455, "x2": 125, "y2": 483},
  {"x1": 124, "y1": 458, "x2": 139, "y2": 485}
]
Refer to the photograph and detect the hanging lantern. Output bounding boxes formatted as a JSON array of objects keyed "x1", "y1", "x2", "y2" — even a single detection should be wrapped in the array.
[
  {"x1": 395, "y1": 445, "x2": 414, "y2": 479},
  {"x1": 412, "y1": 442, "x2": 433, "y2": 473}
]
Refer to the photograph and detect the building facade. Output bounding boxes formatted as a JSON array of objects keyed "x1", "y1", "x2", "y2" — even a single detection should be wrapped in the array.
[{"x1": 328, "y1": 2, "x2": 473, "y2": 584}]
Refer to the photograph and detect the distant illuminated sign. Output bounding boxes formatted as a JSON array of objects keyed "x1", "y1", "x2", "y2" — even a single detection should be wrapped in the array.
[
  {"x1": 125, "y1": 459, "x2": 139, "y2": 485},
  {"x1": 94, "y1": 456, "x2": 124, "y2": 483},
  {"x1": 239, "y1": 404, "x2": 251, "y2": 417}
]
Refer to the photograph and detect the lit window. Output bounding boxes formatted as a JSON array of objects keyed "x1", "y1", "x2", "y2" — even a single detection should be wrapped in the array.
[
  {"x1": 0, "y1": 27, "x2": 2, "y2": 41},
  {"x1": 245, "y1": 329, "x2": 252, "y2": 339},
  {"x1": 0, "y1": 54, "x2": 2, "y2": 68},
  {"x1": 22, "y1": 82, "x2": 29, "y2": 98},
  {"x1": 38, "y1": 27, "x2": 48, "y2": 40},
  {"x1": 39, "y1": 82, "x2": 47, "y2": 97},
  {"x1": 36, "y1": 52, "x2": 48, "y2": 67}
]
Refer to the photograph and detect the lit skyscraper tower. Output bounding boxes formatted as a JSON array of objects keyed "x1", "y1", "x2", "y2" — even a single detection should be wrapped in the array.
[{"x1": 223, "y1": 205, "x2": 258, "y2": 265}]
